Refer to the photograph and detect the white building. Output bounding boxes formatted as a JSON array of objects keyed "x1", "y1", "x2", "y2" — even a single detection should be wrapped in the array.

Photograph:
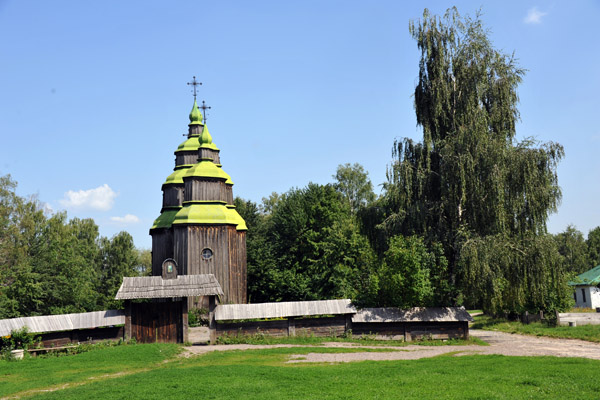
[{"x1": 569, "y1": 265, "x2": 600, "y2": 309}]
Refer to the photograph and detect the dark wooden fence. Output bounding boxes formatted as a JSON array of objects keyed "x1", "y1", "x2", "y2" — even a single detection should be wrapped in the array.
[
  {"x1": 37, "y1": 326, "x2": 124, "y2": 347},
  {"x1": 216, "y1": 315, "x2": 351, "y2": 338},
  {"x1": 352, "y1": 321, "x2": 468, "y2": 341},
  {"x1": 213, "y1": 303, "x2": 472, "y2": 342}
]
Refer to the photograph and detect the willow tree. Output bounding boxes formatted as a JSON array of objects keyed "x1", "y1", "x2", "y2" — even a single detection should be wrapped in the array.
[{"x1": 373, "y1": 8, "x2": 567, "y2": 313}]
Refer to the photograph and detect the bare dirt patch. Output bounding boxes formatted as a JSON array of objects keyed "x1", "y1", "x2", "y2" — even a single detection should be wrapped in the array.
[{"x1": 182, "y1": 329, "x2": 600, "y2": 363}]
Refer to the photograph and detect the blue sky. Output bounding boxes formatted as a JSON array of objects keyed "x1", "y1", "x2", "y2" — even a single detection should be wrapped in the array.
[{"x1": 1, "y1": 1, "x2": 598, "y2": 249}]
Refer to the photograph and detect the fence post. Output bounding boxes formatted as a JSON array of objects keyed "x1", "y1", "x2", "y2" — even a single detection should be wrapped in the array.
[
  {"x1": 555, "y1": 310, "x2": 560, "y2": 326},
  {"x1": 124, "y1": 301, "x2": 131, "y2": 340},
  {"x1": 208, "y1": 295, "x2": 217, "y2": 345},
  {"x1": 345, "y1": 314, "x2": 352, "y2": 335},
  {"x1": 288, "y1": 317, "x2": 295, "y2": 336},
  {"x1": 182, "y1": 299, "x2": 189, "y2": 344},
  {"x1": 523, "y1": 311, "x2": 529, "y2": 324}
]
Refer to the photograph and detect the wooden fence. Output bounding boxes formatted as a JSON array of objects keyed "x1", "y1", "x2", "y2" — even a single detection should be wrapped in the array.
[
  {"x1": 0, "y1": 310, "x2": 125, "y2": 347},
  {"x1": 214, "y1": 302, "x2": 472, "y2": 342}
]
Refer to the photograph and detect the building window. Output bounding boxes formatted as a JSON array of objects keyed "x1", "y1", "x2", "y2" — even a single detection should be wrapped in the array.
[
  {"x1": 582, "y1": 288, "x2": 587, "y2": 304},
  {"x1": 201, "y1": 248, "x2": 213, "y2": 260}
]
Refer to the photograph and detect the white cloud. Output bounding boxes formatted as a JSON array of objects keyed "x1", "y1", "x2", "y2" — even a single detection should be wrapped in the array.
[
  {"x1": 110, "y1": 214, "x2": 140, "y2": 224},
  {"x1": 60, "y1": 184, "x2": 117, "y2": 211},
  {"x1": 524, "y1": 7, "x2": 548, "y2": 24}
]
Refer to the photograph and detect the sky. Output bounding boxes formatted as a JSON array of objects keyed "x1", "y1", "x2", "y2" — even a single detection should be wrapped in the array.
[{"x1": 1, "y1": 1, "x2": 598, "y2": 249}]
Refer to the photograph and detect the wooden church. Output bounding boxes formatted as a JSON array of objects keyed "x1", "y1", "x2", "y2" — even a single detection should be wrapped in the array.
[{"x1": 149, "y1": 87, "x2": 247, "y2": 305}]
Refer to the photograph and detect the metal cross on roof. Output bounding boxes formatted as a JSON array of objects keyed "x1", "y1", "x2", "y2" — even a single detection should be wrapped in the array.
[
  {"x1": 200, "y1": 100, "x2": 212, "y2": 123},
  {"x1": 187, "y1": 76, "x2": 202, "y2": 100}
]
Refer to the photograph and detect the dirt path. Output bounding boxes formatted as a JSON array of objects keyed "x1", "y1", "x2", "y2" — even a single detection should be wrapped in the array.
[{"x1": 182, "y1": 329, "x2": 600, "y2": 363}]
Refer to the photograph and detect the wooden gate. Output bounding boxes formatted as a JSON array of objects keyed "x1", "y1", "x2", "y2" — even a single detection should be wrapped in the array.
[{"x1": 129, "y1": 300, "x2": 183, "y2": 343}]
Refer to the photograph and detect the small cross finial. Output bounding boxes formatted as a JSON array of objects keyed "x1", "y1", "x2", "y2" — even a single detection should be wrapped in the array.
[
  {"x1": 187, "y1": 76, "x2": 202, "y2": 100},
  {"x1": 200, "y1": 100, "x2": 212, "y2": 123}
]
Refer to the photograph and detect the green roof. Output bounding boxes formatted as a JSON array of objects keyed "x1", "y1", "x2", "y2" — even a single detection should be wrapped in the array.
[
  {"x1": 175, "y1": 136, "x2": 200, "y2": 153},
  {"x1": 163, "y1": 165, "x2": 193, "y2": 186},
  {"x1": 569, "y1": 265, "x2": 600, "y2": 286},
  {"x1": 172, "y1": 203, "x2": 240, "y2": 227},
  {"x1": 227, "y1": 205, "x2": 247, "y2": 231},
  {"x1": 150, "y1": 208, "x2": 180, "y2": 230},
  {"x1": 184, "y1": 160, "x2": 231, "y2": 181}
]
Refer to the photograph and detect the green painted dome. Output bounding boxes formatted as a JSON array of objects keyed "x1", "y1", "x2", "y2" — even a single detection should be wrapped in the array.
[
  {"x1": 199, "y1": 125, "x2": 219, "y2": 151},
  {"x1": 172, "y1": 203, "x2": 240, "y2": 226},
  {"x1": 184, "y1": 160, "x2": 231, "y2": 181},
  {"x1": 189, "y1": 99, "x2": 203, "y2": 125},
  {"x1": 150, "y1": 207, "x2": 180, "y2": 230}
]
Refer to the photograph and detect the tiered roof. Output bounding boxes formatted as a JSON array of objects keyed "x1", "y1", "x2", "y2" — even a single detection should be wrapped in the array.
[{"x1": 151, "y1": 100, "x2": 246, "y2": 231}]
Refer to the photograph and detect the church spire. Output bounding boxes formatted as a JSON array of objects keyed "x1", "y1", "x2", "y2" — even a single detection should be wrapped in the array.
[{"x1": 189, "y1": 99, "x2": 203, "y2": 125}]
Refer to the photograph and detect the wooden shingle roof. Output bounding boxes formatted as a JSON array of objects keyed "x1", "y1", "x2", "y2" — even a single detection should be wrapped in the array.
[
  {"x1": 115, "y1": 274, "x2": 224, "y2": 300},
  {"x1": 352, "y1": 307, "x2": 473, "y2": 323},
  {"x1": 0, "y1": 310, "x2": 125, "y2": 336},
  {"x1": 215, "y1": 299, "x2": 355, "y2": 321}
]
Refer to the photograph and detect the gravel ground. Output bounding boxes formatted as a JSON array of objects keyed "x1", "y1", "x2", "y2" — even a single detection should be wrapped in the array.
[{"x1": 182, "y1": 329, "x2": 600, "y2": 363}]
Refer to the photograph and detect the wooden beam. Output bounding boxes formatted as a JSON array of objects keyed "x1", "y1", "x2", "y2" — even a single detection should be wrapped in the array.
[{"x1": 208, "y1": 295, "x2": 217, "y2": 344}]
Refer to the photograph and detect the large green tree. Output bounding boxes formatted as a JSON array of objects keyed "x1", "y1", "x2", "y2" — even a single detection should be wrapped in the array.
[
  {"x1": 367, "y1": 8, "x2": 567, "y2": 313},
  {"x1": 0, "y1": 174, "x2": 146, "y2": 317},
  {"x1": 97, "y1": 231, "x2": 139, "y2": 309},
  {"x1": 236, "y1": 183, "x2": 376, "y2": 303},
  {"x1": 554, "y1": 225, "x2": 589, "y2": 274},
  {"x1": 587, "y1": 226, "x2": 600, "y2": 269},
  {"x1": 362, "y1": 235, "x2": 449, "y2": 308},
  {"x1": 333, "y1": 163, "x2": 376, "y2": 214}
]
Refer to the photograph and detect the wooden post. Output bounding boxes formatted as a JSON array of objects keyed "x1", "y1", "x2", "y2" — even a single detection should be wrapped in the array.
[
  {"x1": 345, "y1": 314, "x2": 352, "y2": 335},
  {"x1": 124, "y1": 301, "x2": 132, "y2": 341},
  {"x1": 524, "y1": 311, "x2": 529, "y2": 324},
  {"x1": 288, "y1": 317, "x2": 296, "y2": 336},
  {"x1": 555, "y1": 310, "x2": 560, "y2": 326},
  {"x1": 208, "y1": 295, "x2": 217, "y2": 345},
  {"x1": 182, "y1": 299, "x2": 189, "y2": 344}
]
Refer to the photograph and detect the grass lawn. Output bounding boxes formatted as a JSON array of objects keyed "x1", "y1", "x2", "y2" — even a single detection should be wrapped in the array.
[
  {"x1": 472, "y1": 315, "x2": 600, "y2": 342},
  {"x1": 2, "y1": 343, "x2": 600, "y2": 399},
  {"x1": 0, "y1": 343, "x2": 180, "y2": 398}
]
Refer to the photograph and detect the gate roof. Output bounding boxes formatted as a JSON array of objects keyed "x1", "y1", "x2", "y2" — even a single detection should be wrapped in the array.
[{"x1": 115, "y1": 274, "x2": 223, "y2": 300}]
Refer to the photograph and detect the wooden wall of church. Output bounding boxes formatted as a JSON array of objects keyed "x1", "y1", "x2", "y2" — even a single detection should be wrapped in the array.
[
  {"x1": 176, "y1": 152, "x2": 199, "y2": 166},
  {"x1": 162, "y1": 186, "x2": 184, "y2": 207},
  {"x1": 185, "y1": 180, "x2": 227, "y2": 202},
  {"x1": 228, "y1": 229, "x2": 247, "y2": 304},
  {"x1": 225, "y1": 185, "x2": 234, "y2": 204},
  {"x1": 173, "y1": 225, "x2": 246, "y2": 304},
  {"x1": 151, "y1": 229, "x2": 174, "y2": 276},
  {"x1": 199, "y1": 148, "x2": 220, "y2": 164}
]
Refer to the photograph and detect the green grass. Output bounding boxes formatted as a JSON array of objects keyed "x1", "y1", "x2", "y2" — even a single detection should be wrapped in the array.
[
  {"x1": 472, "y1": 315, "x2": 600, "y2": 342},
  {"x1": 5, "y1": 347, "x2": 599, "y2": 399},
  {"x1": 0, "y1": 342, "x2": 180, "y2": 398}
]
